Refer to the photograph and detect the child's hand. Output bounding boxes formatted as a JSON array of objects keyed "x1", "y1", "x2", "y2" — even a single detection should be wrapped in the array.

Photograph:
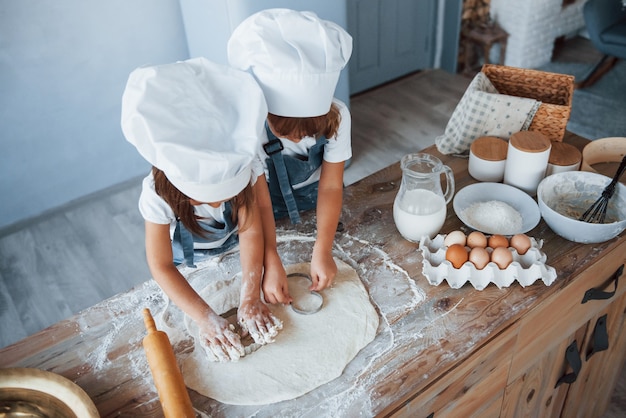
[
  {"x1": 197, "y1": 313, "x2": 245, "y2": 362},
  {"x1": 262, "y1": 261, "x2": 292, "y2": 305},
  {"x1": 310, "y1": 249, "x2": 337, "y2": 291},
  {"x1": 238, "y1": 299, "x2": 283, "y2": 345}
]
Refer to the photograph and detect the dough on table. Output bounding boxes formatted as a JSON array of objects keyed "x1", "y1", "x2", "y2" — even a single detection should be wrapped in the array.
[{"x1": 181, "y1": 259, "x2": 379, "y2": 405}]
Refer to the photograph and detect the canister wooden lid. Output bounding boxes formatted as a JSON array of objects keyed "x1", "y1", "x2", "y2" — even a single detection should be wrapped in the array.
[
  {"x1": 549, "y1": 142, "x2": 582, "y2": 167},
  {"x1": 509, "y1": 131, "x2": 551, "y2": 153},
  {"x1": 470, "y1": 136, "x2": 508, "y2": 161}
]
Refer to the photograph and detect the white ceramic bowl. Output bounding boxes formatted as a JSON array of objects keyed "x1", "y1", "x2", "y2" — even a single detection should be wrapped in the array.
[
  {"x1": 453, "y1": 182, "x2": 541, "y2": 235},
  {"x1": 537, "y1": 171, "x2": 626, "y2": 243}
]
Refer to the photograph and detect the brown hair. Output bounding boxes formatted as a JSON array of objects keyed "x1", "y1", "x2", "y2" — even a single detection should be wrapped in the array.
[
  {"x1": 267, "y1": 102, "x2": 341, "y2": 140},
  {"x1": 152, "y1": 167, "x2": 254, "y2": 237}
]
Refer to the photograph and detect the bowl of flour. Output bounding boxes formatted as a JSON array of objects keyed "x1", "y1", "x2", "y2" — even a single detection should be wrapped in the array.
[{"x1": 453, "y1": 182, "x2": 541, "y2": 235}]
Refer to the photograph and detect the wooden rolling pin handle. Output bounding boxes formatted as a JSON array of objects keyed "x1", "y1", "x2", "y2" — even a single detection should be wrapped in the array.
[
  {"x1": 143, "y1": 308, "x2": 157, "y2": 332},
  {"x1": 142, "y1": 308, "x2": 196, "y2": 418}
]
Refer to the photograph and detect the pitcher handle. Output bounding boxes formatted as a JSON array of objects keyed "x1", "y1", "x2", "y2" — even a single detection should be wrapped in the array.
[{"x1": 441, "y1": 165, "x2": 455, "y2": 204}]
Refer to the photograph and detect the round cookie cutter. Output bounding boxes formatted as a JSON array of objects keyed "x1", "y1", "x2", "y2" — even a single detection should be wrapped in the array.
[{"x1": 287, "y1": 272, "x2": 323, "y2": 315}]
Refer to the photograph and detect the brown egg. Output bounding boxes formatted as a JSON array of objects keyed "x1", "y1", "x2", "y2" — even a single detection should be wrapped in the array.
[
  {"x1": 488, "y1": 234, "x2": 509, "y2": 249},
  {"x1": 466, "y1": 231, "x2": 487, "y2": 248},
  {"x1": 469, "y1": 247, "x2": 490, "y2": 270},
  {"x1": 491, "y1": 247, "x2": 513, "y2": 269},
  {"x1": 444, "y1": 230, "x2": 466, "y2": 247},
  {"x1": 510, "y1": 233, "x2": 532, "y2": 255},
  {"x1": 446, "y1": 244, "x2": 469, "y2": 269}
]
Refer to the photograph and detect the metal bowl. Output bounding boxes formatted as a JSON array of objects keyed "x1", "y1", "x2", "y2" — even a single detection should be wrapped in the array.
[
  {"x1": 537, "y1": 171, "x2": 626, "y2": 243},
  {"x1": 0, "y1": 368, "x2": 99, "y2": 417}
]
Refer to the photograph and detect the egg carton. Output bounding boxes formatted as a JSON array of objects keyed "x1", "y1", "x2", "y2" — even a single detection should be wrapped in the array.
[{"x1": 419, "y1": 234, "x2": 557, "y2": 290}]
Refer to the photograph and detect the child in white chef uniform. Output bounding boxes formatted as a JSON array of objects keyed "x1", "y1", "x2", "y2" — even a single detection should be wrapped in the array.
[
  {"x1": 121, "y1": 57, "x2": 283, "y2": 362},
  {"x1": 228, "y1": 9, "x2": 353, "y2": 303}
]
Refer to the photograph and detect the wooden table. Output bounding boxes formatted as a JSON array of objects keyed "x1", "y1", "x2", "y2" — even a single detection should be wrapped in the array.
[{"x1": 2, "y1": 133, "x2": 625, "y2": 417}]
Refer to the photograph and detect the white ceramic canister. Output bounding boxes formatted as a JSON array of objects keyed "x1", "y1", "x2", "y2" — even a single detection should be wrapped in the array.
[
  {"x1": 545, "y1": 141, "x2": 582, "y2": 176},
  {"x1": 503, "y1": 131, "x2": 551, "y2": 195},
  {"x1": 468, "y1": 136, "x2": 508, "y2": 182}
]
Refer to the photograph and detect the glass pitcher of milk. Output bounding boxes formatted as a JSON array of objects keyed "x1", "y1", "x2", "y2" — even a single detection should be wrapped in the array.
[{"x1": 393, "y1": 153, "x2": 455, "y2": 242}]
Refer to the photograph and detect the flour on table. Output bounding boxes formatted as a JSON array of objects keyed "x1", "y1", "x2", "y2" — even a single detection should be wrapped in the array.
[{"x1": 181, "y1": 259, "x2": 379, "y2": 405}]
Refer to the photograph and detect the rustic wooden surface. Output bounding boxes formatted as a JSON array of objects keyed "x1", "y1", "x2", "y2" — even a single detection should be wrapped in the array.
[{"x1": 1, "y1": 133, "x2": 624, "y2": 417}]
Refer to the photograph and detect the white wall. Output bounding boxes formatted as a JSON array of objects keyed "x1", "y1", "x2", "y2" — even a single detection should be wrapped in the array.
[
  {"x1": 179, "y1": 0, "x2": 351, "y2": 106},
  {"x1": 0, "y1": 0, "x2": 189, "y2": 229},
  {"x1": 1, "y1": 1, "x2": 458, "y2": 230},
  {"x1": 0, "y1": 0, "x2": 354, "y2": 230},
  {"x1": 491, "y1": 0, "x2": 586, "y2": 68}
]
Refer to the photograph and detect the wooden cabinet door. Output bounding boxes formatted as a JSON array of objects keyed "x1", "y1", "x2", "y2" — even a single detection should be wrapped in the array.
[
  {"x1": 503, "y1": 259, "x2": 626, "y2": 418},
  {"x1": 501, "y1": 326, "x2": 587, "y2": 418},
  {"x1": 560, "y1": 292, "x2": 626, "y2": 418},
  {"x1": 389, "y1": 325, "x2": 516, "y2": 418},
  {"x1": 347, "y1": 0, "x2": 435, "y2": 94}
]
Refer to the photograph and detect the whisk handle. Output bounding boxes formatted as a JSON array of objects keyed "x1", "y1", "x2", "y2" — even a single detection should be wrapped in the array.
[{"x1": 605, "y1": 156, "x2": 626, "y2": 197}]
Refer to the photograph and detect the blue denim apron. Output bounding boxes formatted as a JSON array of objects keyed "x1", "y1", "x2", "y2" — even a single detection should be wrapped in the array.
[
  {"x1": 171, "y1": 201, "x2": 238, "y2": 267},
  {"x1": 264, "y1": 124, "x2": 328, "y2": 224}
]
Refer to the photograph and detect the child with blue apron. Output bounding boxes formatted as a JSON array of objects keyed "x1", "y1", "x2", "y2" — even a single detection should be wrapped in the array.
[
  {"x1": 121, "y1": 57, "x2": 283, "y2": 362},
  {"x1": 228, "y1": 8, "x2": 353, "y2": 300}
]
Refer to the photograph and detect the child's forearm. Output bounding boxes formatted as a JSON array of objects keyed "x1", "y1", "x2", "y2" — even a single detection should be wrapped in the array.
[
  {"x1": 145, "y1": 221, "x2": 216, "y2": 323},
  {"x1": 315, "y1": 162, "x2": 345, "y2": 250},
  {"x1": 239, "y1": 243, "x2": 264, "y2": 301},
  {"x1": 237, "y1": 197, "x2": 265, "y2": 303},
  {"x1": 315, "y1": 198, "x2": 341, "y2": 252},
  {"x1": 153, "y1": 265, "x2": 216, "y2": 322},
  {"x1": 255, "y1": 176, "x2": 281, "y2": 262}
]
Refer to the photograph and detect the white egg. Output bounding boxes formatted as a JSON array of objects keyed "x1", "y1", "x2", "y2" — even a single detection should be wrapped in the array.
[{"x1": 444, "y1": 230, "x2": 466, "y2": 247}]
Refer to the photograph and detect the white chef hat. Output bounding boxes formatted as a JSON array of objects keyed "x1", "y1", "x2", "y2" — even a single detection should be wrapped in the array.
[
  {"x1": 121, "y1": 57, "x2": 267, "y2": 203},
  {"x1": 227, "y1": 8, "x2": 352, "y2": 117}
]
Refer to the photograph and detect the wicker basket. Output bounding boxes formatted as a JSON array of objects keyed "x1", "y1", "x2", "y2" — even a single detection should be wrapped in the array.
[{"x1": 481, "y1": 64, "x2": 574, "y2": 142}]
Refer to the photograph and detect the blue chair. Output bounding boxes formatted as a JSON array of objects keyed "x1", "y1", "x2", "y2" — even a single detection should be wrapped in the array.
[{"x1": 578, "y1": 0, "x2": 626, "y2": 88}]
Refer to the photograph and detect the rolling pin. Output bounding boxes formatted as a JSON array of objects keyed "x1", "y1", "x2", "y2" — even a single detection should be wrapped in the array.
[{"x1": 142, "y1": 308, "x2": 195, "y2": 418}]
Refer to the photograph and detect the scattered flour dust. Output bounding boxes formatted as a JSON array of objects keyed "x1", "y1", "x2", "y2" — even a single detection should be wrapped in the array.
[
  {"x1": 337, "y1": 232, "x2": 426, "y2": 311},
  {"x1": 460, "y1": 200, "x2": 523, "y2": 234},
  {"x1": 180, "y1": 259, "x2": 379, "y2": 406}
]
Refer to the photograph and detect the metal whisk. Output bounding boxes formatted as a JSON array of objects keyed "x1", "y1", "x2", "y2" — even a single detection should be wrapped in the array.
[{"x1": 579, "y1": 155, "x2": 626, "y2": 224}]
